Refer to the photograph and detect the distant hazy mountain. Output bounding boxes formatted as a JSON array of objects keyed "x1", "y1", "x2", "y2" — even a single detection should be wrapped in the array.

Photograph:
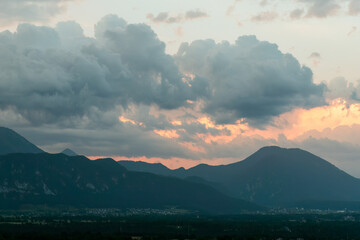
[
  {"x1": 118, "y1": 160, "x2": 185, "y2": 176},
  {"x1": 120, "y1": 146, "x2": 360, "y2": 208},
  {"x1": 118, "y1": 160, "x2": 227, "y2": 194},
  {"x1": 0, "y1": 153, "x2": 260, "y2": 214},
  {"x1": 0, "y1": 127, "x2": 43, "y2": 155},
  {"x1": 61, "y1": 148, "x2": 78, "y2": 156}
]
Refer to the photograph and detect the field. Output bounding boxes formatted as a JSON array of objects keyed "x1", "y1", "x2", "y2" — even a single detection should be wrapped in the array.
[{"x1": 1, "y1": 210, "x2": 360, "y2": 239}]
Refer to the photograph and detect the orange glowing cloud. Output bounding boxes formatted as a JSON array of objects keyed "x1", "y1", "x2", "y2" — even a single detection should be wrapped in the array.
[
  {"x1": 196, "y1": 117, "x2": 247, "y2": 143},
  {"x1": 242, "y1": 98, "x2": 360, "y2": 140},
  {"x1": 171, "y1": 120, "x2": 182, "y2": 126},
  {"x1": 114, "y1": 97, "x2": 360, "y2": 168},
  {"x1": 154, "y1": 129, "x2": 180, "y2": 138},
  {"x1": 119, "y1": 116, "x2": 143, "y2": 126},
  {"x1": 175, "y1": 99, "x2": 360, "y2": 150}
]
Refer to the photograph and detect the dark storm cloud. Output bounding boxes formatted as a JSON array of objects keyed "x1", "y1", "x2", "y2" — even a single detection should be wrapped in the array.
[
  {"x1": 16, "y1": 123, "x2": 198, "y2": 159},
  {"x1": 0, "y1": 15, "x2": 196, "y2": 125},
  {"x1": 175, "y1": 35, "x2": 325, "y2": 127},
  {"x1": 0, "y1": 0, "x2": 74, "y2": 26}
]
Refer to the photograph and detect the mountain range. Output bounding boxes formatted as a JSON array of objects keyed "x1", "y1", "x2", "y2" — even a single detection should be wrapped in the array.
[
  {"x1": 119, "y1": 147, "x2": 360, "y2": 208},
  {"x1": 0, "y1": 127, "x2": 259, "y2": 214},
  {"x1": 1, "y1": 126, "x2": 360, "y2": 211}
]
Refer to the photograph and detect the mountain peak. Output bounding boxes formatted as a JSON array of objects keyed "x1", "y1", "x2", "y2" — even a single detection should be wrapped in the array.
[
  {"x1": 61, "y1": 148, "x2": 78, "y2": 156},
  {"x1": 0, "y1": 127, "x2": 43, "y2": 155},
  {"x1": 257, "y1": 146, "x2": 302, "y2": 153},
  {"x1": 181, "y1": 146, "x2": 360, "y2": 207},
  {"x1": 250, "y1": 146, "x2": 318, "y2": 158}
]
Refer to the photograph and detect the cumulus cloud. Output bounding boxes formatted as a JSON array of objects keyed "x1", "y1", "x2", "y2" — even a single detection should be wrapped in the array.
[
  {"x1": 0, "y1": 15, "x2": 198, "y2": 125},
  {"x1": 0, "y1": 0, "x2": 75, "y2": 26},
  {"x1": 0, "y1": 15, "x2": 337, "y2": 161},
  {"x1": 176, "y1": 35, "x2": 325, "y2": 126},
  {"x1": 326, "y1": 77, "x2": 360, "y2": 102}
]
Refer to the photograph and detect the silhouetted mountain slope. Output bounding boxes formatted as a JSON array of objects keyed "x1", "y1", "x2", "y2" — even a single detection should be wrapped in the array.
[
  {"x1": 0, "y1": 127, "x2": 43, "y2": 155},
  {"x1": 0, "y1": 153, "x2": 260, "y2": 214},
  {"x1": 184, "y1": 146, "x2": 360, "y2": 206},
  {"x1": 120, "y1": 147, "x2": 360, "y2": 208},
  {"x1": 118, "y1": 160, "x2": 227, "y2": 194},
  {"x1": 118, "y1": 160, "x2": 181, "y2": 176},
  {"x1": 61, "y1": 148, "x2": 78, "y2": 156}
]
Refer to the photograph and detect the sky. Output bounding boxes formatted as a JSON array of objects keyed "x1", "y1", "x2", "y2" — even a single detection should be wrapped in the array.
[{"x1": 0, "y1": 0, "x2": 360, "y2": 176}]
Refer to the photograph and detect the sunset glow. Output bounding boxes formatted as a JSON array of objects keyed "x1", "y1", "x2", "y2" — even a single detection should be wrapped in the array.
[{"x1": 1, "y1": 0, "x2": 360, "y2": 177}]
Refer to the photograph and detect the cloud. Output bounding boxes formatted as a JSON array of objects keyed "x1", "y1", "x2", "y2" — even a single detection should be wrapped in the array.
[
  {"x1": 94, "y1": 14, "x2": 127, "y2": 40},
  {"x1": 146, "y1": 12, "x2": 183, "y2": 24},
  {"x1": 300, "y1": 0, "x2": 341, "y2": 18},
  {"x1": 349, "y1": 0, "x2": 360, "y2": 15},
  {"x1": 147, "y1": 10, "x2": 208, "y2": 24},
  {"x1": 0, "y1": 0, "x2": 75, "y2": 26},
  {"x1": 251, "y1": 11, "x2": 279, "y2": 22},
  {"x1": 185, "y1": 9, "x2": 208, "y2": 20},
  {"x1": 308, "y1": 52, "x2": 321, "y2": 66},
  {"x1": 309, "y1": 52, "x2": 321, "y2": 58},
  {"x1": 15, "y1": 123, "x2": 198, "y2": 159},
  {"x1": 326, "y1": 77, "x2": 360, "y2": 102},
  {"x1": 290, "y1": 8, "x2": 305, "y2": 19},
  {"x1": 0, "y1": 15, "x2": 198, "y2": 125},
  {"x1": 176, "y1": 35, "x2": 325, "y2": 127},
  {"x1": 0, "y1": 15, "x2": 341, "y2": 163},
  {"x1": 260, "y1": 0, "x2": 268, "y2": 6}
]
